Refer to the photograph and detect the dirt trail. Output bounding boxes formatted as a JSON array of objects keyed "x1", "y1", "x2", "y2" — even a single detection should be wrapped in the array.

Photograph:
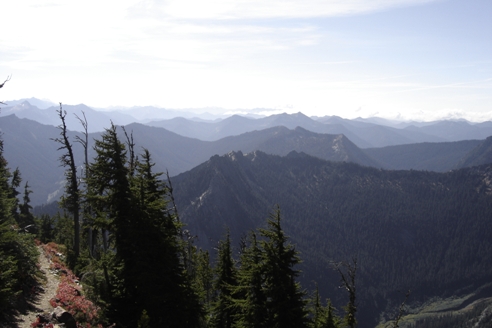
[{"x1": 13, "y1": 245, "x2": 60, "y2": 328}]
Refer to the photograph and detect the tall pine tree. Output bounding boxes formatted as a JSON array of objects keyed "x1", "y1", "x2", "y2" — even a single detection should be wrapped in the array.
[
  {"x1": 130, "y1": 149, "x2": 201, "y2": 327},
  {"x1": 210, "y1": 230, "x2": 238, "y2": 328},
  {"x1": 259, "y1": 206, "x2": 308, "y2": 328},
  {"x1": 232, "y1": 232, "x2": 268, "y2": 328},
  {"x1": 87, "y1": 126, "x2": 201, "y2": 327}
]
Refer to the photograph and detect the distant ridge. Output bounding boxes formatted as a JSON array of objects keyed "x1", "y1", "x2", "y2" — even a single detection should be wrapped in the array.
[
  {"x1": 148, "y1": 112, "x2": 492, "y2": 148},
  {"x1": 362, "y1": 140, "x2": 483, "y2": 172}
]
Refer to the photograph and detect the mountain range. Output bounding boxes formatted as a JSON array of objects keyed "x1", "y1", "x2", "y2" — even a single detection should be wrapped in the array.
[
  {"x1": 1, "y1": 111, "x2": 492, "y2": 206},
  {"x1": 3, "y1": 98, "x2": 492, "y2": 148},
  {"x1": 148, "y1": 112, "x2": 492, "y2": 148},
  {"x1": 2, "y1": 113, "x2": 491, "y2": 206}
]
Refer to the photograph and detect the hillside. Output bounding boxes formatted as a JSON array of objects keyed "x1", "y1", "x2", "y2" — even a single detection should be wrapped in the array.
[
  {"x1": 172, "y1": 151, "x2": 492, "y2": 327},
  {"x1": 456, "y1": 136, "x2": 492, "y2": 169},
  {"x1": 362, "y1": 140, "x2": 482, "y2": 171}
]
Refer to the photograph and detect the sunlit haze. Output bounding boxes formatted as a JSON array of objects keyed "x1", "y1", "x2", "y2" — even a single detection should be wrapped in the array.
[{"x1": 2, "y1": 0, "x2": 491, "y2": 121}]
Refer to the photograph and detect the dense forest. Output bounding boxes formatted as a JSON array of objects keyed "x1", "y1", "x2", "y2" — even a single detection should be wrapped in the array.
[{"x1": 1, "y1": 101, "x2": 491, "y2": 326}]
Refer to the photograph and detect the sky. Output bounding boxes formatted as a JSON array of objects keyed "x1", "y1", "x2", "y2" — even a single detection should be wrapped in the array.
[{"x1": 1, "y1": 0, "x2": 491, "y2": 121}]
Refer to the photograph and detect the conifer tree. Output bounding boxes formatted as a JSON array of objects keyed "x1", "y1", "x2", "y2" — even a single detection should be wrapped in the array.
[
  {"x1": 86, "y1": 123, "x2": 135, "y2": 323},
  {"x1": 311, "y1": 284, "x2": 326, "y2": 328},
  {"x1": 210, "y1": 230, "x2": 238, "y2": 328},
  {"x1": 311, "y1": 284, "x2": 340, "y2": 328},
  {"x1": 309, "y1": 285, "x2": 339, "y2": 328},
  {"x1": 0, "y1": 132, "x2": 37, "y2": 316},
  {"x1": 18, "y1": 182, "x2": 35, "y2": 232},
  {"x1": 259, "y1": 206, "x2": 308, "y2": 328},
  {"x1": 0, "y1": 138, "x2": 19, "y2": 313},
  {"x1": 325, "y1": 300, "x2": 338, "y2": 328},
  {"x1": 233, "y1": 232, "x2": 268, "y2": 328},
  {"x1": 87, "y1": 127, "x2": 201, "y2": 327},
  {"x1": 130, "y1": 149, "x2": 201, "y2": 327},
  {"x1": 0, "y1": 76, "x2": 37, "y2": 317},
  {"x1": 192, "y1": 248, "x2": 214, "y2": 317},
  {"x1": 8, "y1": 168, "x2": 21, "y2": 221}
]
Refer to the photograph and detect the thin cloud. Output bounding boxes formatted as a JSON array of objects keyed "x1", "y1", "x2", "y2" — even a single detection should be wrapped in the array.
[
  {"x1": 133, "y1": 0, "x2": 441, "y2": 20},
  {"x1": 395, "y1": 78, "x2": 492, "y2": 93}
]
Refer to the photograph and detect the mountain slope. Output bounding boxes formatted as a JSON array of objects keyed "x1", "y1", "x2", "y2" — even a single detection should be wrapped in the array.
[
  {"x1": 362, "y1": 140, "x2": 482, "y2": 171},
  {"x1": 0, "y1": 114, "x2": 83, "y2": 205},
  {"x1": 406, "y1": 120, "x2": 492, "y2": 141},
  {"x1": 172, "y1": 151, "x2": 492, "y2": 327},
  {"x1": 456, "y1": 136, "x2": 492, "y2": 169}
]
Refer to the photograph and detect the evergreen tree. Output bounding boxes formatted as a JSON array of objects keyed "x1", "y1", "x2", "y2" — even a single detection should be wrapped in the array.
[
  {"x1": 36, "y1": 214, "x2": 55, "y2": 243},
  {"x1": 130, "y1": 149, "x2": 201, "y2": 327},
  {"x1": 310, "y1": 284, "x2": 325, "y2": 328},
  {"x1": 259, "y1": 206, "x2": 308, "y2": 328},
  {"x1": 309, "y1": 285, "x2": 339, "y2": 328},
  {"x1": 18, "y1": 182, "x2": 35, "y2": 232},
  {"x1": 0, "y1": 133, "x2": 37, "y2": 317},
  {"x1": 86, "y1": 123, "x2": 136, "y2": 324},
  {"x1": 0, "y1": 146, "x2": 19, "y2": 312},
  {"x1": 324, "y1": 300, "x2": 338, "y2": 328},
  {"x1": 210, "y1": 230, "x2": 238, "y2": 328},
  {"x1": 87, "y1": 127, "x2": 201, "y2": 327},
  {"x1": 192, "y1": 248, "x2": 214, "y2": 318},
  {"x1": 233, "y1": 232, "x2": 268, "y2": 328}
]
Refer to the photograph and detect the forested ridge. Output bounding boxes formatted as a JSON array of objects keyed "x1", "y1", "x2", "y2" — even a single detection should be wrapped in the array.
[
  {"x1": 172, "y1": 150, "x2": 492, "y2": 326},
  {"x1": 1, "y1": 100, "x2": 492, "y2": 327}
]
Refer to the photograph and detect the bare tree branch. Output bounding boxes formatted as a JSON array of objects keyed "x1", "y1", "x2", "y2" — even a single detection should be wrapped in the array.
[
  {"x1": 0, "y1": 75, "x2": 11, "y2": 89},
  {"x1": 393, "y1": 290, "x2": 411, "y2": 328},
  {"x1": 333, "y1": 257, "x2": 357, "y2": 328},
  {"x1": 122, "y1": 126, "x2": 136, "y2": 176},
  {"x1": 0, "y1": 75, "x2": 12, "y2": 105},
  {"x1": 51, "y1": 103, "x2": 81, "y2": 259}
]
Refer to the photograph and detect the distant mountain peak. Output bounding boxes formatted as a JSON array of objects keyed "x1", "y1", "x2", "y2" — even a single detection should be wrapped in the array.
[{"x1": 285, "y1": 150, "x2": 309, "y2": 159}]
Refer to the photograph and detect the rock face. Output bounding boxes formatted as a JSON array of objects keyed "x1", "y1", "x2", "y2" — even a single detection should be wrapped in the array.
[{"x1": 52, "y1": 306, "x2": 77, "y2": 328}]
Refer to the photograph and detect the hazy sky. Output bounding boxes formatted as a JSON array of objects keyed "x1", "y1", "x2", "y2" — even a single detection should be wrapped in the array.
[{"x1": 2, "y1": 0, "x2": 491, "y2": 121}]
